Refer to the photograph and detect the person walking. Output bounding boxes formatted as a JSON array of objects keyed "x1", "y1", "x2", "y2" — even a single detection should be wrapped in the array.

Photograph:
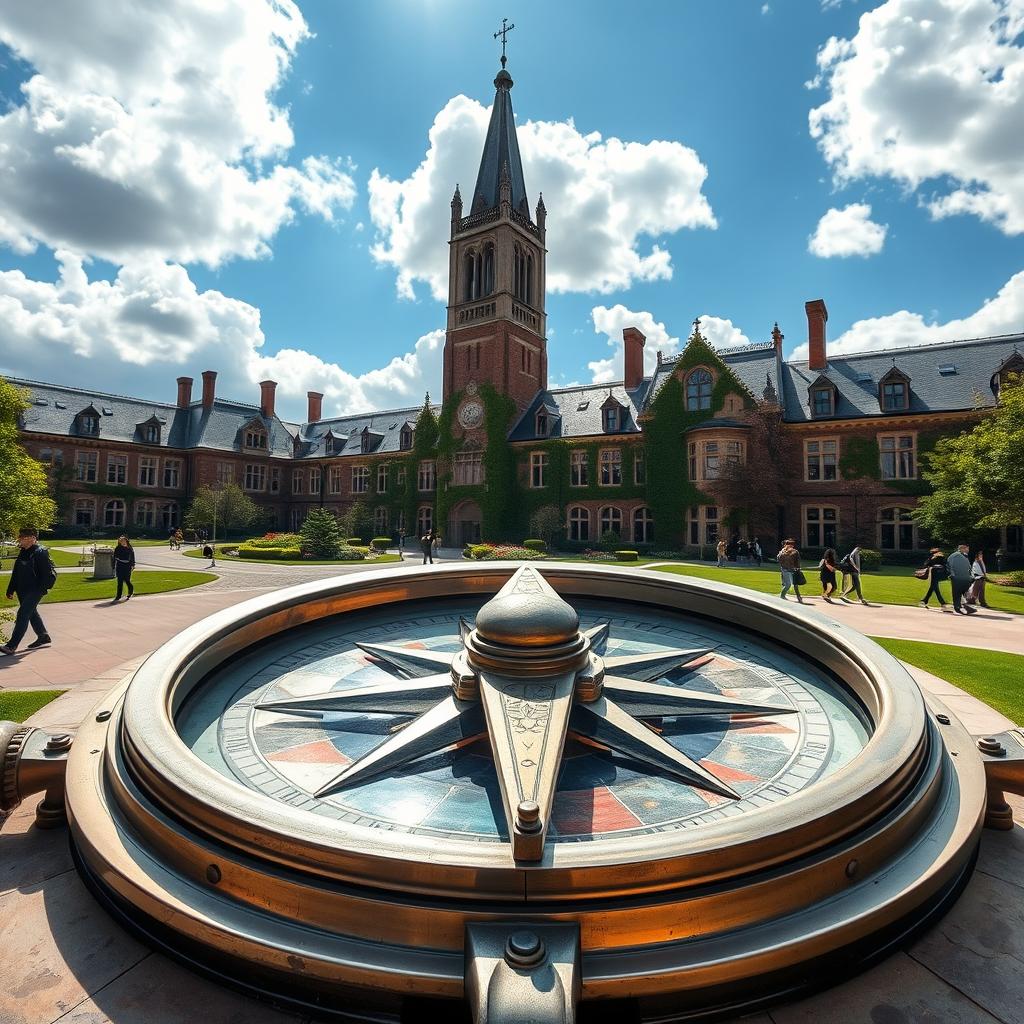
[
  {"x1": 777, "y1": 538, "x2": 804, "y2": 603},
  {"x1": 716, "y1": 538, "x2": 727, "y2": 568},
  {"x1": 398, "y1": 531, "x2": 405, "y2": 559},
  {"x1": 946, "y1": 543, "x2": 976, "y2": 615},
  {"x1": 968, "y1": 549, "x2": 989, "y2": 608},
  {"x1": 112, "y1": 535, "x2": 136, "y2": 601},
  {"x1": 919, "y1": 548, "x2": 949, "y2": 609},
  {"x1": 0, "y1": 527, "x2": 56, "y2": 655},
  {"x1": 818, "y1": 548, "x2": 838, "y2": 602},
  {"x1": 174, "y1": 528, "x2": 184, "y2": 551},
  {"x1": 751, "y1": 536, "x2": 763, "y2": 567},
  {"x1": 839, "y1": 544, "x2": 869, "y2": 605},
  {"x1": 420, "y1": 529, "x2": 434, "y2": 565}
]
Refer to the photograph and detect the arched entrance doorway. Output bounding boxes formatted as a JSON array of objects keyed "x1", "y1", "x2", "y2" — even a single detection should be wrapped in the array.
[{"x1": 448, "y1": 499, "x2": 482, "y2": 547}]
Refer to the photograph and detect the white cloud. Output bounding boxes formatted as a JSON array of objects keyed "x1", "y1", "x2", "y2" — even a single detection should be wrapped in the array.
[
  {"x1": 808, "y1": 203, "x2": 888, "y2": 257},
  {"x1": 0, "y1": 0, "x2": 356, "y2": 266},
  {"x1": 790, "y1": 268, "x2": 1024, "y2": 357},
  {"x1": 368, "y1": 94, "x2": 716, "y2": 301},
  {"x1": 0, "y1": 253, "x2": 442, "y2": 420},
  {"x1": 809, "y1": 0, "x2": 1024, "y2": 235},
  {"x1": 587, "y1": 306, "x2": 752, "y2": 383}
]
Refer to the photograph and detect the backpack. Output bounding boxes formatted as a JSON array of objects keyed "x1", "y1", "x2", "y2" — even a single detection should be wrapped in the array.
[
  {"x1": 33, "y1": 545, "x2": 59, "y2": 593},
  {"x1": 838, "y1": 553, "x2": 854, "y2": 572}
]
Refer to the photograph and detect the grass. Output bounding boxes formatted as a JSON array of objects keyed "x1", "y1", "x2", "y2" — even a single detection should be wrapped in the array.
[
  {"x1": 0, "y1": 690, "x2": 66, "y2": 723},
  {"x1": 0, "y1": 570, "x2": 216, "y2": 607},
  {"x1": 45, "y1": 538, "x2": 170, "y2": 548},
  {"x1": 870, "y1": 637, "x2": 1024, "y2": 724},
  {"x1": 183, "y1": 546, "x2": 402, "y2": 566},
  {"x1": 649, "y1": 562, "x2": 1024, "y2": 616}
]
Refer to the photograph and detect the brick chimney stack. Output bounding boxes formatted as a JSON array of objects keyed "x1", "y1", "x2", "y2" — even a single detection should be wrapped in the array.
[
  {"x1": 260, "y1": 380, "x2": 277, "y2": 419},
  {"x1": 307, "y1": 391, "x2": 323, "y2": 423},
  {"x1": 176, "y1": 376, "x2": 193, "y2": 409},
  {"x1": 622, "y1": 327, "x2": 646, "y2": 390},
  {"x1": 201, "y1": 370, "x2": 217, "y2": 409},
  {"x1": 805, "y1": 299, "x2": 828, "y2": 371}
]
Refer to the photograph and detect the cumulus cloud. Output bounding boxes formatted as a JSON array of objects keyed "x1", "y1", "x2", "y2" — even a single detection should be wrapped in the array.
[
  {"x1": 369, "y1": 94, "x2": 716, "y2": 300},
  {"x1": 0, "y1": 0, "x2": 356, "y2": 266},
  {"x1": 0, "y1": 253, "x2": 442, "y2": 420},
  {"x1": 808, "y1": 0, "x2": 1024, "y2": 235},
  {"x1": 587, "y1": 306, "x2": 751, "y2": 384},
  {"x1": 790, "y1": 269, "x2": 1024, "y2": 358},
  {"x1": 808, "y1": 203, "x2": 888, "y2": 257}
]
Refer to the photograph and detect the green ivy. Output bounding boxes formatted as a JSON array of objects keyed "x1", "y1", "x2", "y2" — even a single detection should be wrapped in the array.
[
  {"x1": 839, "y1": 437, "x2": 881, "y2": 481},
  {"x1": 85, "y1": 482, "x2": 147, "y2": 500}
]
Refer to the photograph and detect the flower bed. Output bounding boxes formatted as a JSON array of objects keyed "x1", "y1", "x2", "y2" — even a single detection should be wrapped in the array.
[{"x1": 463, "y1": 542, "x2": 548, "y2": 561}]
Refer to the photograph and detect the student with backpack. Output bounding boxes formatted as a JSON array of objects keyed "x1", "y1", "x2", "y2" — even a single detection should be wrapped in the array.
[
  {"x1": 838, "y1": 544, "x2": 869, "y2": 605},
  {"x1": 0, "y1": 527, "x2": 57, "y2": 655}
]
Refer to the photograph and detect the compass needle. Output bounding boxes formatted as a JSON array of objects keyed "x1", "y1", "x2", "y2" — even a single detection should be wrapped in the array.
[
  {"x1": 570, "y1": 696, "x2": 741, "y2": 800},
  {"x1": 601, "y1": 648, "x2": 714, "y2": 681},
  {"x1": 602, "y1": 677, "x2": 797, "y2": 719},
  {"x1": 354, "y1": 641, "x2": 457, "y2": 678},
  {"x1": 255, "y1": 675, "x2": 455, "y2": 716}
]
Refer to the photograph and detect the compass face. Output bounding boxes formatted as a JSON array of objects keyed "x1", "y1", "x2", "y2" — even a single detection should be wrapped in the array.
[{"x1": 177, "y1": 597, "x2": 870, "y2": 846}]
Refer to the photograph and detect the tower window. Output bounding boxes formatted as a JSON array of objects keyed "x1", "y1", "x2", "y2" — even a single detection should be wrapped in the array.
[{"x1": 685, "y1": 369, "x2": 713, "y2": 411}]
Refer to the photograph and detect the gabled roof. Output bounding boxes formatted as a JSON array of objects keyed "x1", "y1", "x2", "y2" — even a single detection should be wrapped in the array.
[
  {"x1": 471, "y1": 66, "x2": 530, "y2": 217},
  {"x1": 509, "y1": 383, "x2": 644, "y2": 442}
]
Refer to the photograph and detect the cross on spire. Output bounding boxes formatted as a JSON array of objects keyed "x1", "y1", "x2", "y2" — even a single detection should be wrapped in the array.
[
  {"x1": 692, "y1": 317, "x2": 702, "y2": 334},
  {"x1": 493, "y1": 18, "x2": 515, "y2": 68}
]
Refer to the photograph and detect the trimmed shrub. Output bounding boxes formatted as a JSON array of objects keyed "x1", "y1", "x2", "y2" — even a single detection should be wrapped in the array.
[
  {"x1": 334, "y1": 546, "x2": 366, "y2": 561},
  {"x1": 477, "y1": 544, "x2": 549, "y2": 561},
  {"x1": 236, "y1": 545, "x2": 302, "y2": 560},
  {"x1": 858, "y1": 548, "x2": 882, "y2": 571},
  {"x1": 370, "y1": 537, "x2": 391, "y2": 551},
  {"x1": 996, "y1": 570, "x2": 1024, "y2": 588},
  {"x1": 615, "y1": 550, "x2": 639, "y2": 561},
  {"x1": 523, "y1": 539, "x2": 546, "y2": 552},
  {"x1": 600, "y1": 530, "x2": 621, "y2": 552},
  {"x1": 244, "y1": 533, "x2": 301, "y2": 549},
  {"x1": 582, "y1": 549, "x2": 617, "y2": 562},
  {"x1": 346, "y1": 537, "x2": 362, "y2": 546},
  {"x1": 470, "y1": 543, "x2": 494, "y2": 560}
]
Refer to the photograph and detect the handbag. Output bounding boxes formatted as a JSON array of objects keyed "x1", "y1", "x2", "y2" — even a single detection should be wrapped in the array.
[
  {"x1": 794, "y1": 568, "x2": 807, "y2": 586},
  {"x1": 913, "y1": 567, "x2": 929, "y2": 579}
]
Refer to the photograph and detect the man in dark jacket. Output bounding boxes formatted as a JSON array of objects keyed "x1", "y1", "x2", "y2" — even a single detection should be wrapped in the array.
[{"x1": 1, "y1": 527, "x2": 54, "y2": 655}]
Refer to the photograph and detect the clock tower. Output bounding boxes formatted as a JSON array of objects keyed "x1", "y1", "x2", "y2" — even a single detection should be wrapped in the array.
[{"x1": 442, "y1": 57, "x2": 548, "y2": 418}]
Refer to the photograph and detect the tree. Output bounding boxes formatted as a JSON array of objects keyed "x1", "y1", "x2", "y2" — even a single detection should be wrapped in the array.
[
  {"x1": 301, "y1": 507, "x2": 343, "y2": 558},
  {"x1": 715, "y1": 407, "x2": 796, "y2": 543},
  {"x1": 340, "y1": 501, "x2": 372, "y2": 541},
  {"x1": 528, "y1": 504, "x2": 562, "y2": 547},
  {"x1": 185, "y1": 482, "x2": 258, "y2": 538},
  {"x1": 0, "y1": 378, "x2": 57, "y2": 538},
  {"x1": 916, "y1": 375, "x2": 1024, "y2": 542}
]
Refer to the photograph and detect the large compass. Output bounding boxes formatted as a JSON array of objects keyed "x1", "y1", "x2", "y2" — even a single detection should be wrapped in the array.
[{"x1": 60, "y1": 563, "x2": 988, "y2": 1023}]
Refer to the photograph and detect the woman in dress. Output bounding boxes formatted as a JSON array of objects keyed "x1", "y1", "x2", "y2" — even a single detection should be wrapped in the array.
[
  {"x1": 968, "y1": 549, "x2": 989, "y2": 608},
  {"x1": 818, "y1": 548, "x2": 838, "y2": 602},
  {"x1": 919, "y1": 548, "x2": 948, "y2": 609},
  {"x1": 112, "y1": 535, "x2": 136, "y2": 602}
]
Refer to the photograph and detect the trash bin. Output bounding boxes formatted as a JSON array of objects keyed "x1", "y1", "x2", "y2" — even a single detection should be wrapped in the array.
[{"x1": 93, "y1": 546, "x2": 115, "y2": 580}]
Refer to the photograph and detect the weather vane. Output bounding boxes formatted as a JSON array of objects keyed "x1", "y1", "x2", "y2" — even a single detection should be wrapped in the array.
[{"x1": 494, "y1": 17, "x2": 515, "y2": 68}]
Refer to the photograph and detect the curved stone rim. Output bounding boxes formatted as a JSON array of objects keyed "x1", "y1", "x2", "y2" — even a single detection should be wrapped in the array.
[{"x1": 70, "y1": 562, "x2": 938, "y2": 898}]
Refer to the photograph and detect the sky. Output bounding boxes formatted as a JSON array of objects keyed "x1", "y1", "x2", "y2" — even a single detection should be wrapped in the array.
[{"x1": 0, "y1": 0, "x2": 1022, "y2": 421}]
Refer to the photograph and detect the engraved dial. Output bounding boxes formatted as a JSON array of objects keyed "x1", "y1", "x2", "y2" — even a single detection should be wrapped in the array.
[{"x1": 458, "y1": 399, "x2": 484, "y2": 429}]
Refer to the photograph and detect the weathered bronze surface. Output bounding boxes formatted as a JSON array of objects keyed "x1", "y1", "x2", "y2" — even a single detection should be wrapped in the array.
[
  {"x1": 1, "y1": 720, "x2": 74, "y2": 827},
  {"x1": 58, "y1": 562, "x2": 989, "y2": 1023},
  {"x1": 975, "y1": 727, "x2": 1024, "y2": 830}
]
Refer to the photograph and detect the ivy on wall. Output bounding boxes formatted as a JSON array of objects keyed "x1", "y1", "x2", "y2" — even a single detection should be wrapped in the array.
[{"x1": 839, "y1": 437, "x2": 881, "y2": 481}]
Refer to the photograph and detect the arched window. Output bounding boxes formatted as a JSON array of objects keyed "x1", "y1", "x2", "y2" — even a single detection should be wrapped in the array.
[
  {"x1": 160, "y1": 502, "x2": 179, "y2": 530},
  {"x1": 685, "y1": 368, "x2": 713, "y2": 411},
  {"x1": 482, "y1": 244, "x2": 495, "y2": 296},
  {"x1": 513, "y1": 243, "x2": 522, "y2": 300},
  {"x1": 878, "y1": 506, "x2": 920, "y2": 551},
  {"x1": 633, "y1": 507, "x2": 653, "y2": 544},
  {"x1": 526, "y1": 252, "x2": 534, "y2": 305},
  {"x1": 464, "y1": 249, "x2": 482, "y2": 301},
  {"x1": 568, "y1": 506, "x2": 589, "y2": 542},
  {"x1": 134, "y1": 500, "x2": 156, "y2": 527},
  {"x1": 600, "y1": 506, "x2": 622, "y2": 539},
  {"x1": 104, "y1": 499, "x2": 125, "y2": 528}
]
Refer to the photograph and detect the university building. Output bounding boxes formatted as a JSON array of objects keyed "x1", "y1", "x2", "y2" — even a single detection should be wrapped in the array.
[{"x1": 10, "y1": 59, "x2": 1024, "y2": 559}]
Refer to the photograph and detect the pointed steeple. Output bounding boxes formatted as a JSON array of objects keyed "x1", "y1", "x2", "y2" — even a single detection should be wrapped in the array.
[{"x1": 471, "y1": 64, "x2": 530, "y2": 217}]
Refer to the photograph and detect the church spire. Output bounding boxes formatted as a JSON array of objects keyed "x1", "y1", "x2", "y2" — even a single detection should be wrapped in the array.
[{"x1": 471, "y1": 55, "x2": 530, "y2": 217}]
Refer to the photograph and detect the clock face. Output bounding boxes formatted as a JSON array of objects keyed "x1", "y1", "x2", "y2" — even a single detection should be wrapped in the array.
[
  {"x1": 458, "y1": 399, "x2": 484, "y2": 429},
  {"x1": 176, "y1": 597, "x2": 870, "y2": 845}
]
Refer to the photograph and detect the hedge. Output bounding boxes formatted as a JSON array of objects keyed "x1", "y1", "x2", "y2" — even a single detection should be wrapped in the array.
[
  {"x1": 523, "y1": 539, "x2": 546, "y2": 552},
  {"x1": 370, "y1": 537, "x2": 391, "y2": 550},
  {"x1": 615, "y1": 550, "x2": 639, "y2": 561},
  {"x1": 236, "y1": 546, "x2": 302, "y2": 560}
]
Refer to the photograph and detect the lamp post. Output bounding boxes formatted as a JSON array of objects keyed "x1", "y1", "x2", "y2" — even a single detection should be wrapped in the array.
[{"x1": 210, "y1": 483, "x2": 223, "y2": 568}]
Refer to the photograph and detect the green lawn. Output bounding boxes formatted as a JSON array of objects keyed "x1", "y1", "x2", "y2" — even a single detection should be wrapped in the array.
[
  {"x1": 183, "y1": 547, "x2": 402, "y2": 566},
  {"x1": 46, "y1": 538, "x2": 170, "y2": 548},
  {"x1": 0, "y1": 570, "x2": 216, "y2": 607},
  {"x1": 870, "y1": 637, "x2": 1024, "y2": 724},
  {"x1": 0, "y1": 690, "x2": 66, "y2": 723},
  {"x1": 1, "y1": 547, "x2": 83, "y2": 568},
  {"x1": 650, "y1": 562, "x2": 1024, "y2": 616}
]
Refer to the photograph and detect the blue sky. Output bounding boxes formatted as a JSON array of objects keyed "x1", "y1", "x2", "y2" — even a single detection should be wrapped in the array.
[{"x1": 0, "y1": 0, "x2": 1022, "y2": 418}]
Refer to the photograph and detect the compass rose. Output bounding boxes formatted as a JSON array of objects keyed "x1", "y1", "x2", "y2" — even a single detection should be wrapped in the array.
[{"x1": 257, "y1": 567, "x2": 795, "y2": 861}]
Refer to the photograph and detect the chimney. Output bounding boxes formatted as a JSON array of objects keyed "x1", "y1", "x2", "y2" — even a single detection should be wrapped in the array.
[
  {"x1": 201, "y1": 370, "x2": 217, "y2": 409},
  {"x1": 260, "y1": 380, "x2": 277, "y2": 419},
  {"x1": 176, "y1": 376, "x2": 193, "y2": 409},
  {"x1": 622, "y1": 327, "x2": 646, "y2": 391},
  {"x1": 771, "y1": 322, "x2": 784, "y2": 354},
  {"x1": 307, "y1": 390, "x2": 323, "y2": 423},
  {"x1": 806, "y1": 299, "x2": 828, "y2": 371}
]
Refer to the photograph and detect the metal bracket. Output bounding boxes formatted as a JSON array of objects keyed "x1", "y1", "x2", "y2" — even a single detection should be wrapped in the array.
[
  {"x1": 974, "y1": 728, "x2": 1024, "y2": 830},
  {"x1": 0, "y1": 721, "x2": 74, "y2": 829},
  {"x1": 465, "y1": 923, "x2": 580, "y2": 1024}
]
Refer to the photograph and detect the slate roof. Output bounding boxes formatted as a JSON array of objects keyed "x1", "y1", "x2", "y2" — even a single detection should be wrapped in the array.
[
  {"x1": 470, "y1": 67, "x2": 530, "y2": 218},
  {"x1": 780, "y1": 334, "x2": 1023, "y2": 422},
  {"x1": 508, "y1": 382, "x2": 646, "y2": 441},
  {"x1": 293, "y1": 405, "x2": 438, "y2": 460}
]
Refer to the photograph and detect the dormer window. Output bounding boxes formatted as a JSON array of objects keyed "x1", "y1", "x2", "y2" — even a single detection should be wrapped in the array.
[
  {"x1": 77, "y1": 408, "x2": 100, "y2": 435},
  {"x1": 536, "y1": 411, "x2": 548, "y2": 436},
  {"x1": 603, "y1": 406, "x2": 619, "y2": 432},
  {"x1": 878, "y1": 367, "x2": 911, "y2": 412},
  {"x1": 144, "y1": 424, "x2": 160, "y2": 444},
  {"x1": 399, "y1": 425, "x2": 414, "y2": 451},
  {"x1": 991, "y1": 352, "x2": 1024, "y2": 400},
  {"x1": 245, "y1": 428, "x2": 268, "y2": 450},
  {"x1": 811, "y1": 388, "x2": 834, "y2": 417},
  {"x1": 685, "y1": 368, "x2": 713, "y2": 411}
]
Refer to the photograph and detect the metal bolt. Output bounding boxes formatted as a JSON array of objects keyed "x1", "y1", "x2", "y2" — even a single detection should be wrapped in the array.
[
  {"x1": 96, "y1": 710, "x2": 112, "y2": 722},
  {"x1": 206, "y1": 864, "x2": 221, "y2": 885},
  {"x1": 45, "y1": 733, "x2": 72, "y2": 753},
  {"x1": 935, "y1": 714, "x2": 950, "y2": 725},
  {"x1": 516, "y1": 800, "x2": 542, "y2": 834},
  {"x1": 505, "y1": 930, "x2": 545, "y2": 968},
  {"x1": 845, "y1": 859, "x2": 859, "y2": 879},
  {"x1": 977, "y1": 736, "x2": 1006, "y2": 757}
]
